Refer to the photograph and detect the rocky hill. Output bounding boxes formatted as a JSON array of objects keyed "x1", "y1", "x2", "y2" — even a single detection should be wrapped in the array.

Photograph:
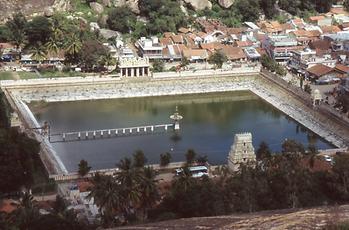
[
  {"x1": 0, "y1": 0, "x2": 236, "y2": 23},
  {"x1": 115, "y1": 205, "x2": 349, "y2": 230},
  {"x1": 0, "y1": 0, "x2": 71, "y2": 22}
]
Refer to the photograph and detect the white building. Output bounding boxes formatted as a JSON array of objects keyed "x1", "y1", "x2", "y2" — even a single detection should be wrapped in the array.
[
  {"x1": 135, "y1": 37, "x2": 163, "y2": 59},
  {"x1": 119, "y1": 57, "x2": 151, "y2": 77},
  {"x1": 288, "y1": 48, "x2": 336, "y2": 74},
  {"x1": 264, "y1": 35, "x2": 299, "y2": 62}
]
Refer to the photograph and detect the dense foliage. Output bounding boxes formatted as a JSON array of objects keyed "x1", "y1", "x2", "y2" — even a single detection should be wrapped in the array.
[
  {"x1": 154, "y1": 142, "x2": 349, "y2": 219},
  {"x1": 0, "y1": 193, "x2": 92, "y2": 230},
  {"x1": 279, "y1": 0, "x2": 337, "y2": 16},
  {"x1": 261, "y1": 54, "x2": 287, "y2": 76},
  {"x1": 208, "y1": 51, "x2": 228, "y2": 69},
  {"x1": 139, "y1": 0, "x2": 187, "y2": 33},
  {"x1": 0, "y1": 90, "x2": 43, "y2": 194},
  {"x1": 88, "y1": 153, "x2": 159, "y2": 227},
  {"x1": 107, "y1": 6, "x2": 137, "y2": 34},
  {"x1": 2, "y1": 12, "x2": 113, "y2": 72}
]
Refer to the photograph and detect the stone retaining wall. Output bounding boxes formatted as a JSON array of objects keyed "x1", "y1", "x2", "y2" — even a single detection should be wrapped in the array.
[{"x1": 2, "y1": 72, "x2": 348, "y2": 175}]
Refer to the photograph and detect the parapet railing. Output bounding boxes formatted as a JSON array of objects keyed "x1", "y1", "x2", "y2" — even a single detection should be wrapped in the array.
[{"x1": 260, "y1": 69, "x2": 349, "y2": 128}]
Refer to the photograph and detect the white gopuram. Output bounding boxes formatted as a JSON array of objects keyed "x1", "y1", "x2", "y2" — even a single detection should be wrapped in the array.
[
  {"x1": 228, "y1": 132, "x2": 256, "y2": 172},
  {"x1": 311, "y1": 89, "x2": 322, "y2": 106}
]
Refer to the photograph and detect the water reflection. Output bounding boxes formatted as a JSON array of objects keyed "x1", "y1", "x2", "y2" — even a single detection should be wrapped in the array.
[{"x1": 29, "y1": 91, "x2": 333, "y2": 172}]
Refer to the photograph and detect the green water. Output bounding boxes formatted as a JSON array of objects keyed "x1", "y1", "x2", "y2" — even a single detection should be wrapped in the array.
[{"x1": 30, "y1": 91, "x2": 333, "y2": 172}]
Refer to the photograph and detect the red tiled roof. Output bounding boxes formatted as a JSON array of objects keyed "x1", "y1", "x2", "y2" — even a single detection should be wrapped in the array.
[
  {"x1": 334, "y1": 64, "x2": 349, "y2": 74},
  {"x1": 200, "y1": 42, "x2": 224, "y2": 51},
  {"x1": 309, "y1": 39, "x2": 331, "y2": 51},
  {"x1": 235, "y1": 40, "x2": 253, "y2": 47},
  {"x1": 309, "y1": 15, "x2": 325, "y2": 21},
  {"x1": 170, "y1": 34, "x2": 184, "y2": 44},
  {"x1": 182, "y1": 48, "x2": 208, "y2": 59},
  {"x1": 330, "y1": 7, "x2": 349, "y2": 15},
  {"x1": 219, "y1": 46, "x2": 246, "y2": 60},
  {"x1": 78, "y1": 181, "x2": 93, "y2": 193},
  {"x1": 0, "y1": 199, "x2": 18, "y2": 213},
  {"x1": 163, "y1": 32, "x2": 173, "y2": 38},
  {"x1": 178, "y1": 27, "x2": 190, "y2": 34},
  {"x1": 160, "y1": 37, "x2": 173, "y2": 46},
  {"x1": 307, "y1": 64, "x2": 333, "y2": 77},
  {"x1": 0, "y1": 43, "x2": 15, "y2": 50},
  {"x1": 321, "y1": 25, "x2": 342, "y2": 34}
]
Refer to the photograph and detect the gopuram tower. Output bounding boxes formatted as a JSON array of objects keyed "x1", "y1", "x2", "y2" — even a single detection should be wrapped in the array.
[{"x1": 228, "y1": 132, "x2": 256, "y2": 172}]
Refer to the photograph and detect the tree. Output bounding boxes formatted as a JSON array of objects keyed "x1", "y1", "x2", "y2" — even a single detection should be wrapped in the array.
[
  {"x1": 0, "y1": 25, "x2": 11, "y2": 42},
  {"x1": 138, "y1": 167, "x2": 159, "y2": 220},
  {"x1": 15, "y1": 192, "x2": 39, "y2": 230},
  {"x1": 275, "y1": 64, "x2": 287, "y2": 76},
  {"x1": 152, "y1": 60, "x2": 164, "y2": 72},
  {"x1": 115, "y1": 158, "x2": 142, "y2": 214},
  {"x1": 133, "y1": 150, "x2": 147, "y2": 168},
  {"x1": 160, "y1": 152, "x2": 172, "y2": 167},
  {"x1": 185, "y1": 149, "x2": 197, "y2": 165},
  {"x1": 99, "y1": 53, "x2": 116, "y2": 70},
  {"x1": 332, "y1": 155, "x2": 349, "y2": 199},
  {"x1": 107, "y1": 6, "x2": 137, "y2": 33},
  {"x1": 208, "y1": 51, "x2": 227, "y2": 69},
  {"x1": 235, "y1": 0, "x2": 261, "y2": 22},
  {"x1": 64, "y1": 33, "x2": 82, "y2": 64},
  {"x1": 180, "y1": 57, "x2": 190, "y2": 69},
  {"x1": 345, "y1": 0, "x2": 349, "y2": 11},
  {"x1": 256, "y1": 141, "x2": 271, "y2": 160},
  {"x1": 196, "y1": 155, "x2": 208, "y2": 165},
  {"x1": 259, "y1": 0, "x2": 277, "y2": 19},
  {"x1": 6, "y1": 12, "x2": 27, "y2": 49},
  {"x1": 24, "y1": 16, "x2": 52, "y2": 47},
  {"x1": 0, "y1": 128, "x2": 40, "y2": 194},
  {"x1": 78, "y1": 159, "x2": 91, "y2": 177},
  {"x1": 139, "y1": 0, "x2": 187, "y2": 33},
  {"x1": 80, "y1": 39, "x2": 108, "y2": 71},
  {"x1": 281, "y1": 139, "x2": 305, "y2": 154},
  {"x1": 88, "y1": 174, "x2": 124, "y2": 226},
  {"x1": 304, "y1": 84, "x2": 312, "y2": 94},
  {"x1": 31, "y1": 44, "x2": 47, "y2": 64},
  {"x1": 45, "y1": 37, "x2": 60, "y2": 56}
]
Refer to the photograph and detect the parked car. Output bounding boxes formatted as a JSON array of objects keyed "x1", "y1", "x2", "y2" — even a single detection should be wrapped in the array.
[{"x1": 323, "y1": 155, "x2": 332, "y2": 163}]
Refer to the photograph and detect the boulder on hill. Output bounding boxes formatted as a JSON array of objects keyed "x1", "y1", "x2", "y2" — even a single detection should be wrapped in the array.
[
  {"x1": 113, "y1": 0, "x2": 140, "y2": 14},
  {"x1": 90, "y1": 2, "x2": 104, "y2": 14},
  {"x1": 218, "y1": 0, "x2": 234, "y2": 9},
  {"x1": 102, "y1": 0, "x2": 112, "y2": 7},
  {"x1": 183, "y1": 0, "x2": 212, "y2": 11}
]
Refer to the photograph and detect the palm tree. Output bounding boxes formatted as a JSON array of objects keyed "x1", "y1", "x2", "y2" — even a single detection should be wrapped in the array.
[
  {"x1": 88, "y1": 174, "x2": 124, "y2": 226},
  {"x1": 15, "y1": 192, "x2": 39, "y2": 230},
  {"x1": 138, "y1": 166, "x2": 159, "y2": 220},
  {"x1": 173, "y1": 166, "x2": 195, "y2": 192},
  {"x1": 45, "y1": 37, "x2": 60, "y2": 56},
  {"x1": 99, "y1": 53, "x2": 116, "y2": 72},
  {"x1": 31, "y1": 44, "x2": 47, "y2": 64},
  {"x1": 64, "y1": 34, "x2": 82, "y2": 57},
  {"x1": 115, "y1": 158, "x2": 142, "y2": 213}
]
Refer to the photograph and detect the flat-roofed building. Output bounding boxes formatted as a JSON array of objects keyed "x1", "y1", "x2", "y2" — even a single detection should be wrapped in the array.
[
  {"x1": 119, "y1": 57, "x2": 151, "y2": 77},
  {"x1": 135, "y1": 37, "x2": 163, "y2": 59},
  {"x1": 264, "y1": 35, "x2": 300, "y2": 62},
  {"x1": 288, "y1": 48, "x2": 336, "y2": 74}
]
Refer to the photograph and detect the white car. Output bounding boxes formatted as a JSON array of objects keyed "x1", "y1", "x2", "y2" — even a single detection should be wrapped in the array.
[{"x1": 324, "y1": 155, "x2": 332, "y2": 162}]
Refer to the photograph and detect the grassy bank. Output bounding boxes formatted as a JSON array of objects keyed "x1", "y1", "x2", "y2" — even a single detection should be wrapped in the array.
[{"x1": 0, "y1": 71, "x2": 14, "y2": 80}]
